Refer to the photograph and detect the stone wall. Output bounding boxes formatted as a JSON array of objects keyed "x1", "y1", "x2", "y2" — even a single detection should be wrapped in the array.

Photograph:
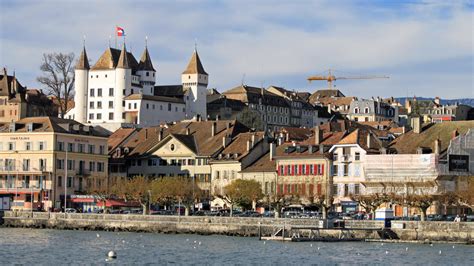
[{"x1": 2, "y1": 211, "x2": 473, "y2": 243}]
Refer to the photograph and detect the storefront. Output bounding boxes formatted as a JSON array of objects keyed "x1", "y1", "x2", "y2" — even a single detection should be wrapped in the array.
[
  {"x1": 70, "y1": 195, "x2": 101, "y2": 212},
  {"x1": 340, "y1": 201, "x2": 358, "y2": 213}
]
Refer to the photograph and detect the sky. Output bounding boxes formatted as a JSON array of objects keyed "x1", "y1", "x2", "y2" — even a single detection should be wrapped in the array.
[{"x1": 0, "y1": 0, "x2": 473, "y2": 99}]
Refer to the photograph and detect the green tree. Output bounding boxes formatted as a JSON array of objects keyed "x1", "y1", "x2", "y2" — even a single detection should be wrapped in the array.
[
  {"x1": 224, "y1": 179, "x2": 263, "y2": 216},
  {"x1": 237, "y1": 109, "x2": 264, "y2": 131},
  {"x1": 110, "y1": 176, "x2": 151, "y2": 215}
]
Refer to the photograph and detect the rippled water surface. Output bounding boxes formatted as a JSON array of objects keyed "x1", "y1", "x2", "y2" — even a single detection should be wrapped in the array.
[{"x1": 0, "y1": 227, "x2": 472, "y2": 265}]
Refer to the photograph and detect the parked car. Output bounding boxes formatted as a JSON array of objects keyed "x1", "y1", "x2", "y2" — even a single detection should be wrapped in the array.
[{"x1": 65, "y1": 208, "x2": 77, "y2": 213}]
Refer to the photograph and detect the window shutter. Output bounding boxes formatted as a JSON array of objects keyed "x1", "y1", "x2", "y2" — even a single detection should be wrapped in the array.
[
  {"x1": 306, "y1": 164, "x2": 310, "y2": 175},
  {"x1": 317, "y1": 183, "x2": 322, "y2": 195},
  {"x1": 321, "y1": 164, "x2": 324, "y2": 175},
  {"x1": 309, "y1": 184, "x2": 314, "y2": 195},
  {"x1": 301, "y1": 183, "x2": 306, "y2": 195},
  {"x1": 299, "y1": 165, "x2": 303, "y2": 176},
  {"x1": 314, "y1": 164, "x2": 318, "y2": 175}
]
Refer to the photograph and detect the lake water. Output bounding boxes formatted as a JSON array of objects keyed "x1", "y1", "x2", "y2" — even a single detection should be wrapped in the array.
[{"x1": 0, "y1": 227, "x2": 472, "y2": 265}]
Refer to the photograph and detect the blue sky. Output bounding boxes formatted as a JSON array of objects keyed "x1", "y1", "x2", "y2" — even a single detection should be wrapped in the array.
[{"x1": 1, "y1": 0, "x2": 472, "y2": 99}]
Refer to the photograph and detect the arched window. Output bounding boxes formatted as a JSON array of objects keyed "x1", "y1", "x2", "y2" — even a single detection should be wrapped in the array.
[
  {"x1": 364, "y1": 107, "x2": 369, "y2": 114},
  {"x1": 354, "y1": 107, "x2": 359, "y2": 114}
]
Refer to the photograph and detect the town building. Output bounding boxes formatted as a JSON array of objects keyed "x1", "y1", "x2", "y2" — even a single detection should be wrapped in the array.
[
  {"x1": 364, "y1": 119, "x2": 474, "y2": 216},
  {"x1": 404, "y1": 96, "x2": 472, "y2": 123},
  {"x1": 0, "y1": 117, "x2": 109, "y2": 211},
  {"x1": 347, "y1": 98, "x2": 399, "y2": 123},
  {"x1": 68, "y1": 43, "x2": 208, "y2": 131},
  {"x1": 0, "y1": 69, "x2": 57, "y2": 123}
]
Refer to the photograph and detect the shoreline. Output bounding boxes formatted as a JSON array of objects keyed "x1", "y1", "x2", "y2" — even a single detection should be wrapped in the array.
[{"x1": 2, "y1": 211, "x2": 473, "y2": 244}]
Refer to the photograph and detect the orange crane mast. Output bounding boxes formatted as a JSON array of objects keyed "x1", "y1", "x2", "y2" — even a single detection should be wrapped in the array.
[{"x1": 307, "y1": 69, "x2": 389, "y2": 88}]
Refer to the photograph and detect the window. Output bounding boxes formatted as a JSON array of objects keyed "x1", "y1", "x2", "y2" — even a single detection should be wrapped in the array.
[
  {"x1": 89, "y1": 161, "x2": 95, "y2": 172},
  {"x1": 333, "y1": 153, "x2": 338, "y2": 161},
  {"x1": 146, "y1": 72, "x2": 149, "y2": 77},
  {"x1": 99, "y1": 145, "x2": 105, "y2": 155},
  {"x1": 57, "y1": 159, "x2": 64, "y2": 169},
  {"x1": 344, "y1": 164, "x2": 349, "y2": 176},
  {"x1": 8, "y1": 142, "x2": 15, "y2": 150},
  {"x1": 168, "y1": 103, "x2": 171, "y2": 111},
  {"x1": 355, "y1": 152, "x2": 360, "y2": 161},
  {"x1": 25, "y1": 142, "x2": 31, "y2": 151},
  {"x1": 160, "y1": 105, "x2": 163, "y2": 111},
  {"x1": 123, "y1": 89, "x2": 126, "y2": 95},
  {"x1": 310, "y1": 165, "x2": 314, "y2": 175},
  {"x1": 128, "y1": 103, "x2": 131, "y2": 109},
  {"x1": 97, "y1": 101, "x2": 102, "y2": 109},
  {"x1": 89, "y1": 113, "x2": 94, "y2": 120},
  {"x1": 88, "y1": 144, "x2": 95, "y2": 154},
  {"x1": 109, "y1": 112, "x2": 114, "y2": 120},
  {"x1": 57, "y1": 176, "x2": 62, "y2": 187},
  {"x1": 78, "y1": 144, "x2": 85, "y2": 153},
  {"x1": 354, "y1": 107, "x2": 359, "y2": 114},
  {"x1": 122, "y1": 101, "x2": 125, "y2": 107},
  {"x1": 68, "y1": 143, "x2": 74, "y2": 152},
  {"x1": 97, "y1": 113, "x2": 102, "y2": 120},
  {"x1": 134, "y1": 103, "x2": 137, "y2": 109},
  {"x1": 67, "y1": 176, "x2": 73, "y2": 188},
  {"x1": 97, "y1": 88, "x2": 102, "y2": 97},
  {"x1": 333, "y1": 165, "x2": 338, "y2": 176},
  {"x1": 343, "y1": 184, "x2": 349, "y2": 197},
  {"x1": 354, "y1": 184, "x2": 360, "y2": 195},
  {"x1": 39, "y1": 159, "x2": 47, "y2": 171},
  {"x1": 364, "y1": 107, "x2": 369, "y2": 114},
  {"x1": 146, "y1": 103, "x2": 149, "y2": 109},
  {"x1": 57, "y1": 142, "x2": 64, "y2": 151},
  {"x1": 109, "y1": 88, "x2": 114, "y2": 96},
  {"x1": 23, "y1": 159, "x2": 30, "y2": 171},
  {"x1": 97, "y1": 162, "x2": 105, "y2": 172},
  {"x1": 38, "y1": 141, "x2": 45, "y2": 150},
  {"x1": 90, "y1": 89, "x2": 95, "y2": 97},
  {"x1": 175, "y1": 107, "x2": 178, "y2": 112},
  {"x1": 67, "y1": 160, "x2": 75, "y2": 170},
  {"x1": 108, "y1": 101, "x2": 113, "y2": 109}
]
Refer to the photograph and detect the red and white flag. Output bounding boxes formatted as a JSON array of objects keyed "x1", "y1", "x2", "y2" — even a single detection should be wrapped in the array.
[{"x1": 116, "y1": 26, "x2": 125, "y2": 36}]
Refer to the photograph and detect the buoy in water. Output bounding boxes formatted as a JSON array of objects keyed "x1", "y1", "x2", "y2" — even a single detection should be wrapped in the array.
[
  {"x1": 385, "y1": 251, "x2": 389, "y2": 254},
  {"x1": 406, "y1": 247, "x2": 409, "y2": 251},
  {"x1": 96, "y1": 233, "x2": 100, "y2": 238},
  {"x1": 439, "y1": 250, "x2": 442, "y2": 255},
  {"x1": 310, "y1": 244, "x2": 313, "y2": 247},
  {"x1": 108, "y1": 251, "x2": 117, "y2": 259}
]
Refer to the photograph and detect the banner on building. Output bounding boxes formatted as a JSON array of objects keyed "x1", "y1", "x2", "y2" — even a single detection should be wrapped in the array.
[{"x1": 448, "y1": 155, "x2": 469, "y2": 172}]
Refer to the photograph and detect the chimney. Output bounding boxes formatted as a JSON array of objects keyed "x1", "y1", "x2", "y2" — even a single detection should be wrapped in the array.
[
  {"x1": 269, "y1": 142, "x2": 276, "y2": 161},
  {"x1": 341, "y1": 120, "x2": 346, "y2": 132},
  {"x1": 434, "y1": 139, "x2": 441, "y2": 155},
  {"x1": 314, "y1": 126, "x2": 323, "y2": 145},
  {"x1": 246, "y1": 140, "x2": 251, "y2": 152},
  {"x1": 251, "y1": 133, "x2": 256, "y2": 148},
  {"x1": 367, "y1": 132, "x2": 371, "y2": 149},
  {"x1": 327, "y1": 104, "x2": 332, "y2": 114},
  {"x1": 211, "y1": 122, "x2": 216, "y2": 137},
  {"x1": 222, "y1": 135, "x2": 231, "y2": 148},
  {"x1": 417, "y1": 147, "x2": 423, "y2": 154},
  {"x1": 158, "y1": 128, "x2": 163, "y2": 141},
  {"x1": 186, "y1": 128, "x2": 190, "y2": 135},
  {"x1": 292, "y1": 141, "x2": 296, "y2": 147},
  {"x1": 216, "y1": 115, "x2": 219, "y2": 121},
  {"x1": 277, "y1": 136, "x2": 284, "y2": 146},
  {"x1": 434, "y1": 96, "x2": 440, "y2": 105},
  {"x1": 452, "y1": 129, "x2": 459, "y2": 140},
  {"x1": 145, "y1": 128, "x2": 148, "y2": 139},
  {"x1": 285, "y1": 133, "x2": 289, "y2": 142},
  {"x1": 402, "y1": 126, "x2": 406, "y2": 134},
  {"x1": 411, "y1": 116, "x2": 422, "y2": 134},
  {"x1": 319, "y1": 144, "x2": 324, "y2": 154}
]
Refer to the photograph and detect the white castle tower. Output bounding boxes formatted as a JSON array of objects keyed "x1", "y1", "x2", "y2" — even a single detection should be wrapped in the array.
[
  {"x1": 136, "y1": 43, "x2": 156, "y2": 95},
  {"x1": 73, "y1": 45, "x2": 90, "y2": 123},
  {"x1": 114, "y1": 44, "x2": 131, "y2": 124},
  {"x1": 181, "y1": 49, "x2": 208, "y2": 119}
]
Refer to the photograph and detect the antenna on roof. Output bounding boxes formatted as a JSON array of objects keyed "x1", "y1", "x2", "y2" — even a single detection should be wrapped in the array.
[
  {"x1": 145, "y1": 35, "x2": 148, "y2": 47},
  {"x1": 194, "y1": 38, "x2": 197, "y2": 51},
  {"x1": 241, "y1": 73, "x2": 246, "y2": 86},
  {"x1": 83, "y1": 35, "x2": 86, "y2": 47},
  {"x1": 108, "y1": 35, "x2": 111, "y2": 47}
]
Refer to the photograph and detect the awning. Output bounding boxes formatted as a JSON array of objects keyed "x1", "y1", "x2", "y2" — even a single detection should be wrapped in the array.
[
  {"x1": 97, "y1": 199, "x2": 128, "y2": 208},
  {"x1": 71, "y1": 197, "x2": 96, "y2": 203}
]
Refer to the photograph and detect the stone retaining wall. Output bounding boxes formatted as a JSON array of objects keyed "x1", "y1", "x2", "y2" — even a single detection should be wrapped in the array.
[{"x1": 2, "y1": 211, "x2": 473, "y2": 243}]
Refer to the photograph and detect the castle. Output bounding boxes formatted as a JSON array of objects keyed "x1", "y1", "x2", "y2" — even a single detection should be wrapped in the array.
[{"x1": 68, "y1": 42, "x2": 208, "y2": 131}]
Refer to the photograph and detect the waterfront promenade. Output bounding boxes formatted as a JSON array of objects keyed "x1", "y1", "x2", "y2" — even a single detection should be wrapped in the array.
[{"x1": 2, "y1": 211, "x2": 473, "y2": 244}]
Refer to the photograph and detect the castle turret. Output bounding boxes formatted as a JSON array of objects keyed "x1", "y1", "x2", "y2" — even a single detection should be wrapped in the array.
[
  {"x1": 137, "y1": 44, "x2": 156, "y2": 95},
  {"x1": 74, "y1": 45, "x2": 90, "y2": 123},
  {"x1": 115, "y1": 43, "x2": 131, "y2": 123},
  {"x1": 181, "y1": 49, "x2": 208, "y2": 119}
]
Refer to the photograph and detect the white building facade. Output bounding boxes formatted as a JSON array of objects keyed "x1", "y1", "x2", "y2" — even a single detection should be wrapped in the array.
[{"x1": 69, "y1": 43, "x2": 208, "y2": 132}]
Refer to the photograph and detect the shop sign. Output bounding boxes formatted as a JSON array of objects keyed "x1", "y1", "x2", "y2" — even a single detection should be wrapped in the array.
[{"x1": 449, "y1": 155, "x2": 469, "y2": 172}]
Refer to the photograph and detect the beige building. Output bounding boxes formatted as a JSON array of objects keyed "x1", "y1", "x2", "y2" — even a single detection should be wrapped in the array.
[{"x1": 0, "y1": 117, "x2": 109, "y2": 211}]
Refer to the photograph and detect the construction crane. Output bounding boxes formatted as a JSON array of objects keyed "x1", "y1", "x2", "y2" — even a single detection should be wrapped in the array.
[{"x1": 307, "y1": 69, "x2": 389, "y2": 89}]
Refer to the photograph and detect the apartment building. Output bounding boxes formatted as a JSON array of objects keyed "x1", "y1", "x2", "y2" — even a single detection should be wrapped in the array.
[{"x1": 0, "y1": 117, "x2": 109, "y2": 211}]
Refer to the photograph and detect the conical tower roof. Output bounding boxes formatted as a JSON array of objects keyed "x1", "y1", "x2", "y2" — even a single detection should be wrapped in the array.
[
  {"x1": 75, "y1": 46, "x2": 90, "y2": 70},
  {"x1": 182, "y1": 49, "x2": 207, "y2": 75},
  {"x1": 117, "y1": 44, "x2": 130, "y2": 69},
  {"x1": 138, "y1": 46, "x2": 155, "y2": 71}
]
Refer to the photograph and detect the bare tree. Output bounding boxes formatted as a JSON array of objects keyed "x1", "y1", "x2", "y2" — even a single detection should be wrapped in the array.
[
  {"x1": 405, "y1": 194, "x2": 436, "y2": 221},
  {"x1": 37, "y1": 52, "x2": 75, "y2": 118},
  {"x1": 350, "y1": 193, "x2": 388, "y2": 220},
  {"x1": 313, "y1": 194, "x2": 333, "y2": 219}
]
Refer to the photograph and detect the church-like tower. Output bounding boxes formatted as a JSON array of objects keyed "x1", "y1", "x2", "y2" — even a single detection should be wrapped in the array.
[
  {"x1": 74, "y1": 45, "x2": 90, "y2": 123},
  {"x1": 115, "y1": 44, "x2": 131, "y2": 123},
  {"x1": 181, "y1": 49, "x2": 208, "y2": 119}
]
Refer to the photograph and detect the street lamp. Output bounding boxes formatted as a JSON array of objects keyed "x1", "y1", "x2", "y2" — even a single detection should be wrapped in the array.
[{"x1": 147, "y1": 189, "x2": 151, "y2": 215}]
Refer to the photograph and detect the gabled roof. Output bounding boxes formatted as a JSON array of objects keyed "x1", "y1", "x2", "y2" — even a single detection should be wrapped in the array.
[
  {"x1": 212, "y1": 132, "x2": 266, "y2": 161},
  {"x1": 154, "y1": 85, "x2": 185, "y2": 98},
  {"x1": 170, "y1": 133, "x2": 198, "y2": 153},
  {"x1": 241, "y1": 152, "x2": 275, "y2": 173},
  {"x1": 137, "y1": 46, "x2": 155, "y2": 71},
  {"x1": 0, "y1": 117, "x2": 109, "y2": 137},
  {"x1": 90, "y1": 47, "x2": 139, "y2": 70},
  {"x1": 108, "y1": 128, "x2": 137, "y2": 152},
  {"x1": 182, "y1": 50, "x2": 207, "y2": 75},
  {"x1": 117, "y1": 44, "x2": 129, "y2": 69},
  {"x1": 75, "y1": 46, "x2": 90, "y2": 70},
  {"x1": 223, "y1": 85, "x2": 289, "y2": 107}
]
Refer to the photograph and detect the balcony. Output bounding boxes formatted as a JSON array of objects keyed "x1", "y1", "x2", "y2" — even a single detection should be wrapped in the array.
[
  {"x1": 341, "y1": 154, "x2": 352, "y2": 163},
  {"x1": 76, "y1": 168, "x2": 90, "y2": 176}
]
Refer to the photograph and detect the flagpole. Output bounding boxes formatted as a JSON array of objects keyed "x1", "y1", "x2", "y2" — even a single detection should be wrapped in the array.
[{"x1": 115, "y1": 25, "x2": 117, "y2": 49}]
